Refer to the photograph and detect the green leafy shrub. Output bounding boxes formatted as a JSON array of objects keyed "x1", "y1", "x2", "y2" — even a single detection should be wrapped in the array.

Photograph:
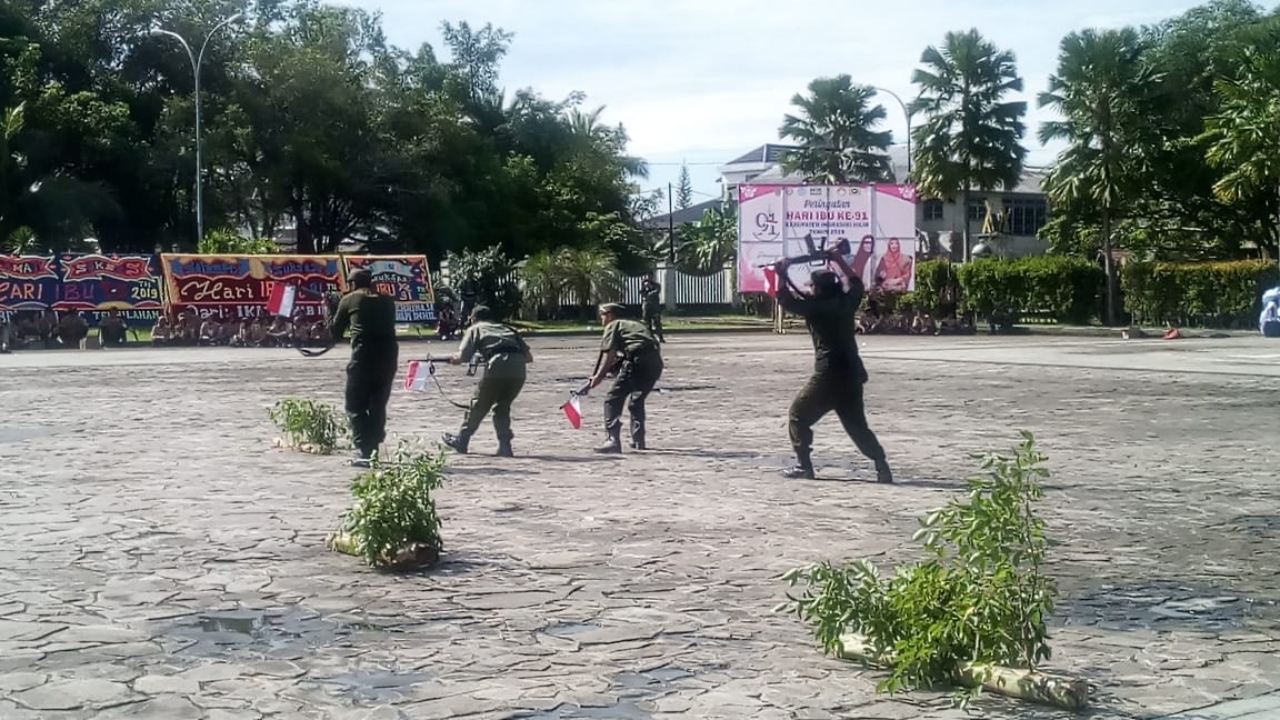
[
  {"x1": 443, "y1": 246, "x2": 524, "y2": 321},
  {"x1": 268, "y1": 397, "x2": 347, "y2": 454},
  {"x1": 199, "y1": 228, "x2": 277, "y2": 255},
  {"x1": 777, "y1": 432, "x2": 1057, "y2": 704},
  {"x1": 1121, "y1": 260, "x2": 1279, "y2": 328},
  {"x1": 956, "y1": 256, "x2": 1102, "y2": 324},
  {"x1": 339, "y1": 440, "x2": 446, "y2": 569}
]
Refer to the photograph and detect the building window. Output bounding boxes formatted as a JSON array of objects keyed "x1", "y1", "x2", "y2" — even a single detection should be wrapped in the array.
[
  {"x1": 1005, "y1": 197, "x2": 1048, "y2": 236},
  {"x1": 922, "y1": 200, "x2": 944, "y2": 221},
  {"x1": 967, "y1": 199, "x2": 987, "y2": 222}
]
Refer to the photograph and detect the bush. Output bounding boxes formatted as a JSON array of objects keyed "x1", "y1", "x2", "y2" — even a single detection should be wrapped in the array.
[
  {"x1": 891, "y1": 258, "x2": 960, "y2": 315},
  {"x1": 443, "y1": 246, "x2": 524, "y2": 321},
  {"x1": 1121, "y1": 260, "x2": 1279, "y2": 329},
  {"x1": 956, "y1": 256, "x2": 1103, "y2": 324},
  {"x1": 777, "y1": 432, "x2": 1057, "y2": 705},
  {"x1": 269, "y1": 397, "x2": 347, "y2": 454},
  {"x1": 339, "y1": 440, "x2": 446, "y2": 569},
  {"x1": 199, "y1": 228, "x2": 276, "y2": 255}
]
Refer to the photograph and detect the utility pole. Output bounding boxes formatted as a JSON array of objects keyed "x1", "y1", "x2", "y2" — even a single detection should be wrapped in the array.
[
  {"x1": 872, "y1": 87, "x2": 912, "y2": 181},
  {"x1": 667, "y1": 182, "x2": 675, "y2": 264},
  {"x1": 148, "y1": 13, "x2": 244, "y2": 244}
]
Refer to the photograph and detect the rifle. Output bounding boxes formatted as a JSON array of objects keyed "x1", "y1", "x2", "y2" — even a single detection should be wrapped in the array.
[
  {"x1": 409, "y1": 353, "x2": 482, "y2": 377},
  {"x1": 755, "y1": 234, "x2": 851, "y2": 268}
]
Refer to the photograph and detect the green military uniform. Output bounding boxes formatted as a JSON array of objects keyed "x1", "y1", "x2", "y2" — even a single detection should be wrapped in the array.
[
  {"x1": 597, "y1": 313, "x2": 663, "y2": 452},
  {"x1": 775, "y1": 269, "x2": 892, "y2": 482},
  {"x1": 330, "y1": 287, "x2": 400, "y2": 462},
  {"x1": 640, "y1": 278, "x2": 665, "y2": 342},
  {"x1": 442, "y1": 310, "x2": 530, "y2": 457}
]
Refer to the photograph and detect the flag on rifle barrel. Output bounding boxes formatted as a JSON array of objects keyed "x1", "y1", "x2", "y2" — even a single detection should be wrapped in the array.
[
  {"x1": 561, "y1": 394, "x2": 583, "y2": 429},
  {"x1": 761, "y1": 265, "x2": 779, "y2": 298},
  {"x1": 404, "y1": 360, "x2": 430, "y2": 391},
  {"x1": 266, "y1": 282, "x2": 296, "y2": 317}
]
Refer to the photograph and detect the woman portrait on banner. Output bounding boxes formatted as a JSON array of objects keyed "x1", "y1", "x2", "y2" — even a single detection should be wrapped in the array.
[
  {"x1": 873, "y1": 237, "x2": 914, "y2": 291},
  {"x1": 851, "y1": 235, "x2": 875, "y2": 286}
]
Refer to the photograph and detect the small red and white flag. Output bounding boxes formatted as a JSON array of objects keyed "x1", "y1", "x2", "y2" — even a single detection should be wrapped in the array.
[
  {"x1": 560, "y1": 394, "x2": 583, "y2": 429},
  {"x1": 761, "y1": 265, "x2": 779, "y2": 298},
  {"x1": 266, "y1": 282, "x2": 296, "y2": 317},
  {"x1": 404, "y1": 360, "x2": 429, "y2": 391}
]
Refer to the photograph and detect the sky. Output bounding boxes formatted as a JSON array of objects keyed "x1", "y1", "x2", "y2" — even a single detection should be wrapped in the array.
[{"x1": 336, "y1": 0, "x2": 1199, "y2": 200}]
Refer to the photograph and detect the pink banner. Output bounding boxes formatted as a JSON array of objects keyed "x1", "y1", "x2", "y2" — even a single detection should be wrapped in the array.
[{"x1": 736, "y1": 183, "x2": 918, "y2": 294}]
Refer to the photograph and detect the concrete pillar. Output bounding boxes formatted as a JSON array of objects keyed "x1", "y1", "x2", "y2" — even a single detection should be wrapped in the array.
[{"x1": 661, "y1": 262, "x2": 678, "y2": 312}]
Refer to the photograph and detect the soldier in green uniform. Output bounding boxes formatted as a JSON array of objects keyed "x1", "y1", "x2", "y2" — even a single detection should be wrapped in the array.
[
  {"x1": 640, "y1": 273, "x2": 665, "y2": 342},
  {"x1": 773, "y1": 247, "x2": 893, "y2": 483},
  {"x1": 330, "y1": 269, "x2": 400, "y2": 467},
  {"x1": 441, "y1": 306, "x2": 533, "y2": 457},
  {"x1": 583, "y1": 303, "x2": 663, "y2": 453}
]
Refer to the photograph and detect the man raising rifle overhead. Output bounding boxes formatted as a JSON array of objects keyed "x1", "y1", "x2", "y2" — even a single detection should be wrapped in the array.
[{"x1": 773, "y1": 245, "x2": 894, "y2": 483}]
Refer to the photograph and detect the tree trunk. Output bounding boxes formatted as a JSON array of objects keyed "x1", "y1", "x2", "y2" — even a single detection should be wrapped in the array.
[
  {"x1": 292, "y1": 195, "x2": 314, "y2": 255},
  {"x1": 959, "y1": 184, "x2": 971, "y2": 263},
  {"x1": 1102, "y1": 208, "x2": 1116, "y2": 326}
]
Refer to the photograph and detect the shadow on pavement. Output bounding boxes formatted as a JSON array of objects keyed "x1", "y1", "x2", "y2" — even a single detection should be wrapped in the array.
[{"x1": 1054, "y1": 576, "x2": 1280, "y2": 633}]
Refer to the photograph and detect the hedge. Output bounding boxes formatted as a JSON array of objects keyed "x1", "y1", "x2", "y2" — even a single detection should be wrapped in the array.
[
  {"x1": 882, "y1": 257, "x2": 1279, "y2": 328},
  {"x1": 1120, "y1": 260, "x2": 1279, "y2": 329},
  {"x1": 891, "y1": 256, "x2": 1104, "y2": 325}
]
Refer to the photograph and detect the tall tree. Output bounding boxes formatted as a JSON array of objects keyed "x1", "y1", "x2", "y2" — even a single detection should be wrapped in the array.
[
  {"x1": 675, "y1": 163, "x2": 693, "y2": 209},
  {"x1": 909, "y1": 29, "x2": 1028, "y2": 261},
  {"x1": 1039, "y1": 28, "x2": 1159, "y2": 325},
  {"x1": 778, "y1": 75, "x2": 893, "y2": 184},
  {"x1": 1199, "y1": 20, "x2": 1280, "y2": 261}
]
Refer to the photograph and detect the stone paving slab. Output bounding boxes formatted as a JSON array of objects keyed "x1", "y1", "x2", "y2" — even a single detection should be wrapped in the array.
[
  {"x1": 0, "y1": 335, "x2": 1278, "y2": 719},
  {"x1": 1154, "y1": 690, "x2": 1280, "y2": 719}
]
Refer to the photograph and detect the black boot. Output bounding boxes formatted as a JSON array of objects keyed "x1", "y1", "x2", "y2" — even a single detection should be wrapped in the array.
[
  {"x1": 441, "y1": 432, "x2": 470, "y2": 454},
  {"x1": 875, "y1": 458, "x2": 894, "y2": 484},
  {"x1": 496, "y1": 439, "x2": 514, "y2": 457},
  {"x1": 630, "y1": 431, "x2": 646, "y2": 451},
  {"x1": 594, "y1": 434, "x2": 622, "y2": 454},
  {"x1": 782, "y1": 450, "x2": 814, "y2": 479}
]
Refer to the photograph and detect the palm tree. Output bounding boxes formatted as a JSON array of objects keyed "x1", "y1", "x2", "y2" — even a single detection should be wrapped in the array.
[
  {"x1": 1039, "y1": 28, "x2": 1159, "y2": 326},
  {"x1": 565, "y1": 105, "x2": 649, "y2": 180},
  {"x1": 910, "y1": 29, "x2": 1028, "y2": 261},
  {"x1": 556, "y1": 245, "x2": 624, "y2": 319},
  {"x1": 778, "y1": 75, "x2": 894, "y2": 184},
  {"x1": 1200, "y1": 43, "x2": 1280, "y2": 262},
  {"x1": 519, "y1": 250, "x2": 568, "y2": 320}
]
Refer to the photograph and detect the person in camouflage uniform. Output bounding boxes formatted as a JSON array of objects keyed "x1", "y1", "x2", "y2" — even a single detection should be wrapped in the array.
[
  {"x1": 330, "y1": 269, "x2": 400, "y2": 467},
  {"x1": 441, "y1": 305, "x2": 533, "y2": 457},
  {"x1": 584, "y1": 303, "x2": 663, "y2": 453},
  {"x1": 640, "y1": 273, "x2": 665, "y2": 342}
]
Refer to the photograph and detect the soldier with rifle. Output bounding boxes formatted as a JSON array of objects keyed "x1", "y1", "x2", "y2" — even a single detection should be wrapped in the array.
[
  {"x1": 771, "y1": 240, "x2": 894, "y2": 483},
  {"x1": 441, "y1": 305, "x2": 534, "y2": 457},
  {"x1": 330, "y1": 269, "x2": 400, "y2": 467},
  {"x1": 578, "y1": 303, "x2": 663, "y2": 453}
]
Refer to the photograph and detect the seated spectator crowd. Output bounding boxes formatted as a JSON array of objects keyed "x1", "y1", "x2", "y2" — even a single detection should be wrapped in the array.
[
  {"x1": 1, "y1": 309, "x2": 101, "y2": 349},
  {"x1": 856, "y1": 301, "x2": 977, "y2": 336},
  {"x1": 150, "y1": 309, "x2": 332, "y2": 348}
]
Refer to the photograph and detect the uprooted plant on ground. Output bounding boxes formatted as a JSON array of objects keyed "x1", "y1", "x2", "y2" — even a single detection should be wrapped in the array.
[{"x1": 776, "y1": 431, "x2": 1060, "y2": 706}]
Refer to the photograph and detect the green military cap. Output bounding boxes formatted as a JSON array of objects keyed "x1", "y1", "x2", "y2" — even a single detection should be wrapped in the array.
[
  {"x1": 598, "y1": 303, "x2": 625, "y2": 314},
  {"x1": 470, "y1": 305, "x2": 493, "y2": 321}
]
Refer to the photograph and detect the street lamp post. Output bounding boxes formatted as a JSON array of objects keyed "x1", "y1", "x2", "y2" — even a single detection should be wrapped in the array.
[
  {"x1": 149, "y1": 13, "x2": 243, "y2": 243},
  {"x1": 872, "y1": 87, "x2": 912, "y2": 181}
]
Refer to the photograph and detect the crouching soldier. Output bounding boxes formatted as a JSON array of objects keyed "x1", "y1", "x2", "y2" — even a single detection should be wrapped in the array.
[
  {"x1": 441, "y1": 306, "x2": 533, "y2": 457},
  {"x1": 583, "y1": 303, "x2": 663, "y2": 453}
]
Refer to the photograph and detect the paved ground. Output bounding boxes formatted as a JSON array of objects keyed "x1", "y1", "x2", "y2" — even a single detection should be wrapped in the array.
[{"x1": 1, "y1": 333, "x2": 1278, "y2": 720}]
